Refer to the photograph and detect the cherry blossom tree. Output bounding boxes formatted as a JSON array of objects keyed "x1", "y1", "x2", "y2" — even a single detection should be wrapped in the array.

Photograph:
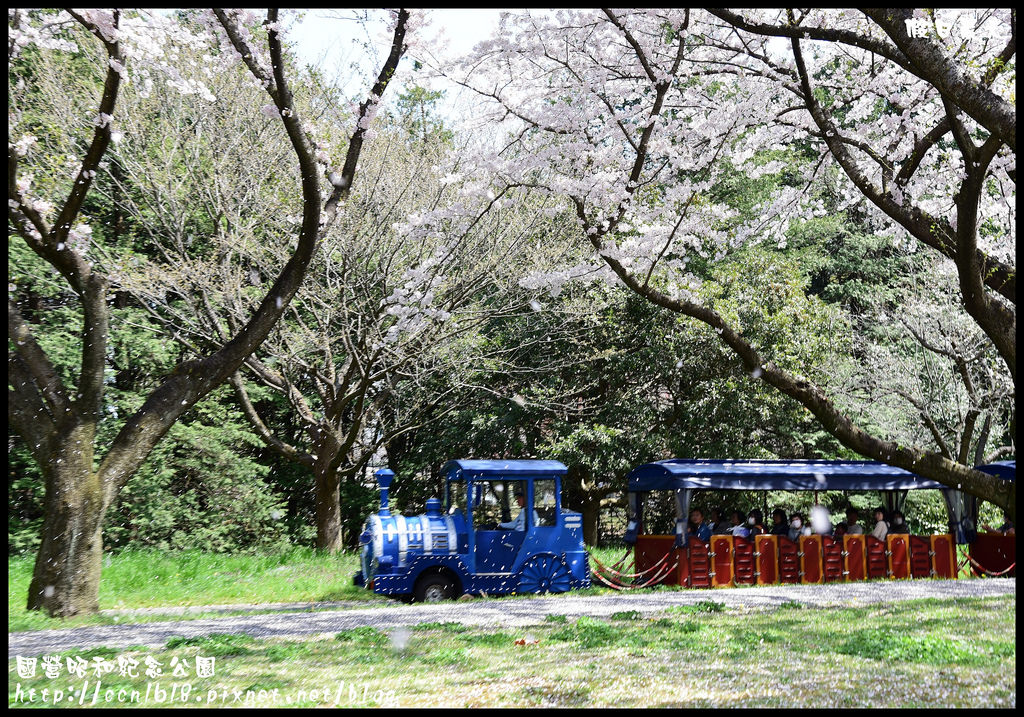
[
  {"x1": 449, "y1": 9, "x2": 1015, "y2": 516},
  {"x1": 834, "y1": 266, "x2": 1013, "y2": 468},
  {"x1": 7, "y1": 8, "x2": 410, "y2": 615},
  {"x1": 106, "y1": 90, "x2": 567, "y2": 551}
]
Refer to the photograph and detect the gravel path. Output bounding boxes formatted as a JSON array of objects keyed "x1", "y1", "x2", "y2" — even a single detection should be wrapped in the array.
[
  {"x1": 98, "y1": 599, "x2": 394, "y2": 617},
  {"x1": 9, "y1": 578, "x2": 1015, "y2": 658}
]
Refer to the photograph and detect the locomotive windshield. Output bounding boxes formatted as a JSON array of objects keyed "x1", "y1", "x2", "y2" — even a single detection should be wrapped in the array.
[{"x1": 534, "y1": 479, "x2": 558, "y2": 526}]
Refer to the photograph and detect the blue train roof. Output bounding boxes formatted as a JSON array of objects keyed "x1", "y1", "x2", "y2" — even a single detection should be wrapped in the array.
[
  {"x1": 975, "y1": 461, "x2": 1016, "y2": 481},
  {"x1": 627, "y1": 459, "x2": 1015, "y2": 492},
  {"x1": 441, "y1": 459, "x2": 567, "y2": 479}
]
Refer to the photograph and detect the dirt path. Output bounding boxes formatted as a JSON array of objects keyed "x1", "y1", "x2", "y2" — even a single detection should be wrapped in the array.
[{"x1": 8, "y1": 578, "x2": 1015, "y2": 658}]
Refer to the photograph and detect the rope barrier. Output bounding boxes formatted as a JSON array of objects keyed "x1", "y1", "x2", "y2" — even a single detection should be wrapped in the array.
[
  {"x1": 591, "y1": 571, "x2": 629, "y2": 591},
  {"x1": 608, "y1": 548, "x2": 633, "y2": 571},
  {"x1": 629, "y1": 558, "x2": 677, "y2": 588},
  {"x1": 591, "y1": 550, "x2": 669, "y2": 579},
  {"x1": 589, "y1": 557, "x2": 667, "y2": 581},
  {"x1": 592, "y1": 555, "x2": 677, "y2": 590},
  {"x1": 965, "y1": 554, "x2": 1016, "y2": 577}
]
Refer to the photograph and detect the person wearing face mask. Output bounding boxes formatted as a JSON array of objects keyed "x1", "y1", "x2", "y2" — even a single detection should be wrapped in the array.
[
  {"x1": 787, "y1": 512, "x2": 810, "y2": 542},
  {"x1": 746, "y1": 509, "x2": 765, "y2": 536},
  {"x1": 729, "y1": 509, "x2": 751, "y2": 538},
  {"x1": 888, "y1": 510, "x2": 909, "y2": 534}
]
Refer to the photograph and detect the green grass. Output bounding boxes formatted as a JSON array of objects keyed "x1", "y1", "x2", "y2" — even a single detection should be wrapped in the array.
[
  {"x1": 2, "y1": 544, "x2": 1005, "y2": 640},
  {"x1": 8, "y1": 596, "x2": 1015, "y2": 708},
  {"x1": 665, "y1": 599, "x2": 726, "y2": 615},
  {"x1": 334, "y1": 626, "x2": 390, "y2": 646},
  {"x1": 8, "y1": 548, "x2": 390, "y2": 632},
  {"x1": 609, "y1": 610, "x2": 644, "y2": 621},
  {"x1": 164, "y1": 633, "x2": 258, "y2": 657}
]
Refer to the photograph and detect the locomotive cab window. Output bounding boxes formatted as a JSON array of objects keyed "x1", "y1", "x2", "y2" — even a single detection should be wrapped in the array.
[
  {"x1": 535, "y1": 479, "x2": 557, "y2": 527},
  {"x1": 446, "y1": 478, "x2": 466, "y2": 515},
  {"x1": 473, "y1": 480, "x2": 525, "y2": 530}
]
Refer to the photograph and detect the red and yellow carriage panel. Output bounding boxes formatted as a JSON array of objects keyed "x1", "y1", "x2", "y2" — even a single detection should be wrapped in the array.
[
  {"x1": 821, "y1": 535, "x2": 843, "y2": 582},
  {"x1": 710, "y1": 534, "x2": 735, "y2": 587},
  {"x1": 843, "y1": 534, "x2": 866, "y2": 582},
  {"x1": 799, "y1": 535, "x2": 823, "y2": 584},
  {"x1": 754, "y1": 535, "x2": 778, "y2": 585},
  {"x1": 887, "y1": 533, "x2": 911, "y2": 579}
]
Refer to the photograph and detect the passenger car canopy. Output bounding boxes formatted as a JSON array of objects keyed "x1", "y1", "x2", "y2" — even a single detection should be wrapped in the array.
[
  {"x1": 974, "y1": 461, "x2": 1016, "y2": 482},
  {"x1": 628, "y1": 459, "x2": 944, "y2": 492},
  {"x1": 623, "y1": 459, "x2": 1015, "y2": 547}
]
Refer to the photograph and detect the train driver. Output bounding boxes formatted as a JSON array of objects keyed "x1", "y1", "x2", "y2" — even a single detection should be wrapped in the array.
[{"x1": 499, "y1": 488, "x2": 540, "y2": 531}]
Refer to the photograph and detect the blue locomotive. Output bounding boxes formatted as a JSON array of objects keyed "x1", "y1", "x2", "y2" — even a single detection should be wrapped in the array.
[{"x1": 353, "y1": 459, "x2": 591, "y2": 601}]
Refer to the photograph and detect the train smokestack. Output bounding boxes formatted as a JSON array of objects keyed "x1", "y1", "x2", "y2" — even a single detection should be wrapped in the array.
[{"x1": 376, "y1": 468, "x2": 395, "y2": 515}]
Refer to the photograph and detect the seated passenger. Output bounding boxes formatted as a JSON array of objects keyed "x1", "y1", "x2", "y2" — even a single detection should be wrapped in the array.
[
  {"x1": 888, "y1": 510, "x2": 909, "y2": 534},
  {"x1": 870, "y1": 506, "x2": 889, "y2": 541},
  {"x1": 689, "y1": 508, "x2": 712, "y2": 542},
  {"x1": 769, "y1": 508, "x2": 789, "y2": 536},
  {"x1": 787, "y1": 512, "x2": 811, "y2": 542},
  {"x1": 709, "y1": 507, "x2": 730, "y2": 535},
  {"x1": 810, "y1": 504, "x2": 833, "y2": 536},
  {"x1": 982, "y1": 511, "x2": 1015, "y2": 535},
  {"x1": 845, "y1": 508, "x2": 865, "y2": 535},
  {"x1": 833, "y1": 521, "x2": 849, "y2": 539},
  {"x1": 747, "y1": 509, "x2": 765, "y2": 537},
  {"x1": 498, "y1": 490, "x2": 539, "y2": 531},
  {"x1": 728, "y1": 509, "x2": 750, "y2": 538}
]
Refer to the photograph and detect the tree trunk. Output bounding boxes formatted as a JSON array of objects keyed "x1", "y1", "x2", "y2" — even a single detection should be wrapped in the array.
[
  {"x1": 563, "y1": 463, "x2": 614, "y2": 546},
  {"x1": 27, "y1": 459, "x2": 105, "y2": 617},
  {"x1": 581, "y1": 497, "x2": 601, "y2": 547},
  {"x1": 314, "y1": 461, "x2": 343, "y2": 553}
]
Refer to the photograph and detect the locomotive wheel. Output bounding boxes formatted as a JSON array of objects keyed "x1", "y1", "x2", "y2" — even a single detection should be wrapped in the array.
[
  {"x1": 519, "y1": 555, "x2": 572, "y2": 594},
  {"x1": 414, "y1": 573, "x2": 457, "y2": 603}
]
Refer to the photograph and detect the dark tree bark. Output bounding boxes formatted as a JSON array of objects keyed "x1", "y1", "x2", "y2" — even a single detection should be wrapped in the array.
[
  {"x1": 24, "y1": 425, "x2": 105, "y2": 616},
  {"x1": 314, "y1": 462, "x2": 344, "y2": 553}
]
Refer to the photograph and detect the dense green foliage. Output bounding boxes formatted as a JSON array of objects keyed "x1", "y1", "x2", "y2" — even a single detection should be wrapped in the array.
[{"x1": 9, "y1": 239, "x2": 292, "y2": 553}]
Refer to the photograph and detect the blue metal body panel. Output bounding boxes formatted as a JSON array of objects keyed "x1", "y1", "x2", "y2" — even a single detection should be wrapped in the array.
[{"x1": 355, "y1": 461, "x2": 591, "y2": 598}]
